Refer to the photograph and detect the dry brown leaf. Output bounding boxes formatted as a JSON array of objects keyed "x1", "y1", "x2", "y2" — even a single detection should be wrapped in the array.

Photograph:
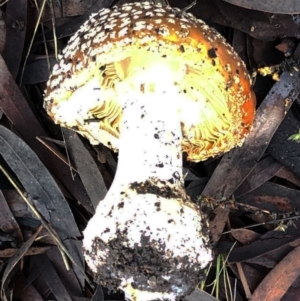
[
  {"x1": 0, "y1": 12, "x2": 5, "y2": 54},
  {"x1": 241, "y1": 264, "x2": 266, "y2": 291},
  {"x1": 0, "y1": 190, "x2": 23, "y2": 242},
  {"x1": 14, "y1": 273, "x2": 44, "y2": 301},
  {"x1": 209, "y1": 206, "x2": 230, "y2": 244},
  {"x1": 64, "y1": 239, "x2": 85, "y2": 289},
  {"x1": 222, "y1": 0, "x2": 300, "y2": 14},
  {"x1": 267, "y1": 110, "x2": 300, "y2": 179},
  {"x1": 13, "y1": 273, "x2": 44, "y2": 301},
  {"x1": 32, "y1": 253, "x2": 73, "y2": 301},
  {"x1": 93, "y1": 144, "x2": 117, "y2": 176},
  {"x1": 2, "y1": 0, "x2": 27, "y2": 78},
  {"x1": 62, "y1": 0, "x2": 93, "y2": 17},
  {"x1": 237, "y1": 262, "x2": 252, "y2": 299},
  {"x1": 47, "y1": 246, "x2": 83, "y2": 297},
  {"x1": 62, "y1": 128, "x2": 107, "y2": 211},
  {"x1": 46, "y1": 0, "x2": 115, "y2": 40},
  {"x1": 0, "y1": 246, "x2": 50, "y2": 257},
  {"x1": 38, "y1": 0, "x2": 93, "y2": 22},
  {"x1": 250, "y1": 244, "x2": 300, "y2": 301},
  {"x1": 0, "y1": 225, "x2": 43, "y2": 301},
  {"x1": 189, "y1": 0, "x2": 300, "y2": 41},
  {"x1": 0, "y1": 125, "x2": 80, "y2": 239},
  {"x1": 91, "y1": 285, "x2": 105, "y2": 301},
  {"x1": 231, "y1": 229, "x2": 261, "y2": 244},
  {"x1": 185, "y1": 288, "x2": 219, "y2": 301},
  {"x1": 237, "y1": 182, "x2": 300, "y2": 213},
  {"x1": 281, "y1": 275, "x2": 300, "y2": 301},
  {"x1": 235, "y1": 156, "x2": 282, "y2": 197},
  {"x1": 229, "y1": 222, "x2": 300, "y2": 263},
  {"x1": 276, "y1": 167, "x2": 300, "y2": 188},
  {"x1": 27, "y1": 263, "x2": 51, "y2": 298},
  {"x1": 23, "y1": 58, "x2": 56, "y2": 84}
]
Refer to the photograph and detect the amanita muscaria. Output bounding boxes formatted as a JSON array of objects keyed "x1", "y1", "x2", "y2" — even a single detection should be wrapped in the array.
[{"x1": 44, "y1": 2, "x2": 256, "y2": 301}]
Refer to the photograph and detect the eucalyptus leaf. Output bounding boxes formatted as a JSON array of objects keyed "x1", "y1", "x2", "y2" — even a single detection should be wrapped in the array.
[{"x1": 0, "y1": 126, "x2": 80, "y2": 239}]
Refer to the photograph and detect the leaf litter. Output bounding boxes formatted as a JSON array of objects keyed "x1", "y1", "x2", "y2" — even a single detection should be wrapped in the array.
[{"x1": 1, "y1": 0, "x2": 300, "y2": 300}]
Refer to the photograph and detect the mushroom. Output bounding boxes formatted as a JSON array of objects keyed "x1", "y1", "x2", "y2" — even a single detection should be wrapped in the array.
[{"x1": 44, "y1": 2, "x2": 256, "y2": 301}]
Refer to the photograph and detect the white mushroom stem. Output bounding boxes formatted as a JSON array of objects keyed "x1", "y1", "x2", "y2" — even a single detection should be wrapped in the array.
[
  {"x1": 83, "y1": 71, "x2": 212, "y2": 301},
  {"x1": 114, "y1": 92, "x2": 183, "y2": 187}
]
